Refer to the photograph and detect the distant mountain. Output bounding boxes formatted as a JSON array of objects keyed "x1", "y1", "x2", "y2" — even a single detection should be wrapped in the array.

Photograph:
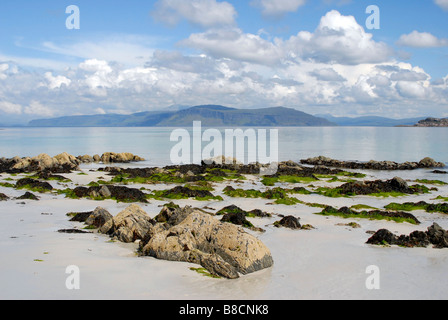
[
  {"x1": 28, "y1": 105, "x2": 336, "y2": 127},
  {"x1": 316, "y1": 114, "x2": 425, "y2": 127}
]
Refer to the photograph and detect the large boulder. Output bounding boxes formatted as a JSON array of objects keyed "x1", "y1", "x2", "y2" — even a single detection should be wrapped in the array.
[{"x1": 140, "y1": 206, "x2": 274, "y2": 279}]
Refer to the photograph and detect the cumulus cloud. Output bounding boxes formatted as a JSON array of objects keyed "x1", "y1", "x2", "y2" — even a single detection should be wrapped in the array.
[
  {"x1": 285, "y1": 10, "x2": 393, "y2": 65},
  {"x1": 44, "y1": 72, "x2": 71, "y2": 89},
  {"x1": 181, "y1": 10, "x2": 393, "y2": 66},
  {"x1": 397, "y1": 31, "x2": 448, "y2": 48},
  {"x1": 251, "y1": 0, "x2": 306, "y2": 17},
  {"x1": 152, "y1": 0, "x2": 237, "y2": 28},
  {"x1": 180, "y1": 28, "x2": 283, "y2": 65}
]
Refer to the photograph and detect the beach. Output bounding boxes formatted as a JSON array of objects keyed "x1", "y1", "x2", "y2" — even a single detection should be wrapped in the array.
[{"x1": 1, "y1": 158, "x2": 447, "y2": 300}]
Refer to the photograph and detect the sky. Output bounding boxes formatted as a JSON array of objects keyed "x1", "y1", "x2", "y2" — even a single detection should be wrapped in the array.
[{"x1": 0, "y1": 0, "x2": 448, "y2": 124}]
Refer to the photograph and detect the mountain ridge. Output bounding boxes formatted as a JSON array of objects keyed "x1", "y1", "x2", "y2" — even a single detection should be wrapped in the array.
[{"x1": 27, "y1": 105, "x2": 335, "y2": 127}]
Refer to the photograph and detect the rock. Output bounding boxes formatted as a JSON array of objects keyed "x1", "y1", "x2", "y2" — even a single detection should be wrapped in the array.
[
  {"x1": 16, "y1": 192, "x2": 39, "y2": 200},
  {"x1": 321, "y1": 206, "x2": 421, "y2": 225},
  {"x1": 300, "y1": 156, "x2": 445, "y2": 170},
  {"x1": 79, "y1": 155, "x2": 94, "y2": 163},
  {"x1": 427, "y1": 223, "x2": 448, "y2": 249},
  {"x1": 160, "y1": 186, "x2": 216, "y2": 199},
  {"x1": 99, "y1": 204, "x2": 155, "y2": 243},
  {"x1": 69, "y1": 211, "x2": 94, "y2": 222},
  {"x1": 338, "y1": 177, "x2": 420, "y2": 196},
  {"x1": 0, "y1": 193, "x2": 9, "y2": 201},
  {"x1": 274, "y1": 216, "x2": 301, "y2": 229},
  {"x1": 93, "y1": 154, "x2": 101, "y2": 162},
  {"x1": 220, "y1": 211, "x2": 255, "y2": 229},
  {"x1": 98, "y1": 186, "x2": 112, "y2": 198},
  {"x1": 140, "y1": 206, "x2": 274, "y2": 279},
  {"x1": 58, "y1": 229, "x2": 92, "y2": 234},
  {"x1": 366, "y1": 229, "x2": 398, "y2": 245},
  {"x1": 100, "y1": 152, "x2": 145, "y2": 163},
  {"x1": 73, "y1": 185, "x2": 148, "y2": 203},
  {"x1": 85, "y1": 207, "x2": 113, "y2": 228},
  {"x1": 367, "y1": 223, "x2": 448, "y2": 249},
  {"x1": 15, "y1": 178, "x2": 53, "y2": 191}
]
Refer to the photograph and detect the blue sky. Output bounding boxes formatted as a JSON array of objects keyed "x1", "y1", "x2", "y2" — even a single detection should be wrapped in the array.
[{"x1": 0, "y1": 0, "x2": 447, "y2": 124}]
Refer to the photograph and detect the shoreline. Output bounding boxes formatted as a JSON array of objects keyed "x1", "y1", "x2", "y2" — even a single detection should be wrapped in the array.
[{"x1": 1, "y1": 155, "x2": 448, "y2": 299}]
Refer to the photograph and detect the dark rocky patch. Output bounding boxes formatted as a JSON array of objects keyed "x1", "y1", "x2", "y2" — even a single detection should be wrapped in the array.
[
  {"x1": 320, "y1": 206, "x2": 420, "y2": 225},
  {"x1": 15, "y1": 178, "x2": 53, "y2": 191},
  {"x1": 72, "y1": 185, "x2": 148, "y2": 203},
  {"x1": 367, "y1": 223, "x2": 448, "y2": 249},
  {"x1": 58, "y1": 229, "x2": 92, "y2": 234},
  {"x1": 338, "y1": 177, "x2": 426, "y2": 196},
  {"x1": 301, "y1": 156, "x2": 445, "y2": 170},
  {"x1": 16, "y1": 192, "x2": 39, "y2": 200},
  {"x1": 274, "y1": 216, "x2": 302, "y2": 229}
]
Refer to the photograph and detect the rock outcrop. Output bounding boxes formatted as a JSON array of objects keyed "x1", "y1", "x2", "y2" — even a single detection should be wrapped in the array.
[
  {"x1": 300, "y1": 156, "x2": 445, "y2": 170},
  {"x1": 0, "y1": 152, "x2": 145, "y2": 174},
  {"x1": 338, "y1": 177, "x2": 427, "y2": 196},
  {"x1": 367, "y1": 223, "x2": 448, "y2": 249}
]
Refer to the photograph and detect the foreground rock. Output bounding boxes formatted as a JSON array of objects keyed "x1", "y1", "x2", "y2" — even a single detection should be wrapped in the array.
[
  {"x1": 367, "y1": 223, "x2": 448, "y2": 248},
  {"x1": 140, "y1": 205, "x2": 274, "y2": 279},
  {"x1": 301, "y1": 156, "x2": 445, "y2": 170}
]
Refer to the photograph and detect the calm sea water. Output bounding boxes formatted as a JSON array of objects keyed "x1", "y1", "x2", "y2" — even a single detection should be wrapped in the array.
[{"x1": 0, "y1": 127, "x2": 447, "y2": 167}]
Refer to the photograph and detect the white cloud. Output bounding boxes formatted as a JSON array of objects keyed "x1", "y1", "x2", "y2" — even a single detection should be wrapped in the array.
[
  {"x1": 24, "y1": 101, "x2": 54, "y2": 117},
  {"x1": 251, "y1": 0, "x2": 306, "y2": 17},
  {"x1": 152, "y1": 0, "x2": 237, "y2": 28},
  {"x1": 285, "y1": 10, "x2": 393, "y2": 65},
  {"x1": 0, "y1": 101, "x2": 22, "y2": 115},
  {"x1": 397, "y1": 31, "x2": 448, "y2": 48},
  {"x1": 180, "y1": 28, "x2": 283, "y2": 65},
  {"x1": 435, "y1": 0, "x2": 448, "y2": 10},
  {"x1": 44, "y1": 72, "x2": 71, "y2": 89},
  {"x1": 395, "y1": 81, "x2": 429, "y2": 99}
]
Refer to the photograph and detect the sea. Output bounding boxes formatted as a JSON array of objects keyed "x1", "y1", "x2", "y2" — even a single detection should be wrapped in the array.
[{"x1": 0, "y1": 126, "x2": 447, "y2": 168}]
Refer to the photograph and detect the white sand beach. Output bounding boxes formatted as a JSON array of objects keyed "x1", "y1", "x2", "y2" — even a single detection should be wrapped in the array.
[{"x1": 1, "y1": 165, "x2": 447, "y2": 300}]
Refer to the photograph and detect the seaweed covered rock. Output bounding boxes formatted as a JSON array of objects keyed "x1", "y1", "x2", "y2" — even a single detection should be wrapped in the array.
[
  {"x1": 338, "y1": 177, "x2": 424, "y2": 196},
  {"x1": 15, "y1": 178, "x2": 53, "y2": 191},
  {"x1": 301, "y1": 156, "x2": 445, "y2": 170},
  {"x1": 274, "y1": 216, "x2": 301, "y2": 229},
  {"x1": 72, "y1": 185, "x2": 148, "y2": 203},
  {"x1": 320, "y1": 206, "x2": 420, "y2": 225},
  {"x1": 367, "y1": 223, "x2": 448, "y2": 248}
]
